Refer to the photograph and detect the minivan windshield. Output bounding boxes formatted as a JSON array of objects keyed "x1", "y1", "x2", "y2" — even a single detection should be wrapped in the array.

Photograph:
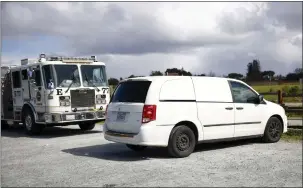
[{"x1": 111, "y1": 81, "x2": 151, "y2": 103}]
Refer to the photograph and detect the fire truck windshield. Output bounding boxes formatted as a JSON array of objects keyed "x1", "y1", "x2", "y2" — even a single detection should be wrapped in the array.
[
  {"x1": 53, "y1": 65, "x2": 81, "y2": 88},
  {"x1": 80, "y1": 65, "x2": 107, "y2": 87}
]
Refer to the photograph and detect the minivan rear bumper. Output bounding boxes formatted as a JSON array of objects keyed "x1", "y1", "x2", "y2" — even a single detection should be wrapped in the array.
[{"x1": 103, "y1": 123, "x2": 173, "y2": 147}]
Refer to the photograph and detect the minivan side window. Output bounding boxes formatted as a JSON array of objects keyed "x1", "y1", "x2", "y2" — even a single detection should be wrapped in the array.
[{"x1": 229, "y1": 81, "x2": 258, "y2": 103}]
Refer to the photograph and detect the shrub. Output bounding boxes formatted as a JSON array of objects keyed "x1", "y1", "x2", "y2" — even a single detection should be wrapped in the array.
[
  {"x1": 288, "y1": 86, "x2": 300, "y2": 95},
  {"x1": 282, "y1": 86, "x2": 290, "y2": 94}
]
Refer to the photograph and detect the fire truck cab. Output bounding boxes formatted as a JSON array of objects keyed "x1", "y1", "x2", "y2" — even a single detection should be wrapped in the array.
[{"x1": 1, "y1": 54, "x2": 110, "y2": 135}]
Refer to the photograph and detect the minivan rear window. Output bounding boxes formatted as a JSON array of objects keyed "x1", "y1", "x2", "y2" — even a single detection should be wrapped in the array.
[{"x1": 111, "y1": 81, "x2": 151, "y2": 103}]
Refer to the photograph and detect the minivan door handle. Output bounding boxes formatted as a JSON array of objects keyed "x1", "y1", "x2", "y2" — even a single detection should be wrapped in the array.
[
  {"x1": 236, "y1": 107, "x2": 244, "y2": 110},
  {"x1": 225, "y1": 107, "x2": 233, "y2": 110}
]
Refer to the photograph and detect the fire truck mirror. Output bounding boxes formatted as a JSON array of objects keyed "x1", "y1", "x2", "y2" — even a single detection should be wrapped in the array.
[{"x1": 28, "y1": 69, "x2": 36, "y2": 79}]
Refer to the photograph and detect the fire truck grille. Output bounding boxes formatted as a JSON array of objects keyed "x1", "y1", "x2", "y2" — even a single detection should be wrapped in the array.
[{"x1": 70, "y1": 89, "x2": 95, "y2": 108}]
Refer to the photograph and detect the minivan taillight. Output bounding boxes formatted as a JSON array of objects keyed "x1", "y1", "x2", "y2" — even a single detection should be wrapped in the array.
[{"x1": 142, "y1": 105, "x2": 157, "y2": 123}]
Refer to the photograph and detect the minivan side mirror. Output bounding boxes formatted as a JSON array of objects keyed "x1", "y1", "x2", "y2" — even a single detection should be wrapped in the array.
[
  {"x1": 258, "y1": 95, "x2": 264, "y2": 102},
  {"x1": 247, "y1": 95, "x2": 264, "y2": 104},
  {"x1": 257, "y1": 95, "x2": 264, "y2": 104}
]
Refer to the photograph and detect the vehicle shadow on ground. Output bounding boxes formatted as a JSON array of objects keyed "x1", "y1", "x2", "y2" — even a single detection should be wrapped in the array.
[
  {"x1": 62, "y1": 138, "x2": 260, "y2": 162},
  {"x1": 1, "y1": 125, "x2": 101, "y2": 139}
]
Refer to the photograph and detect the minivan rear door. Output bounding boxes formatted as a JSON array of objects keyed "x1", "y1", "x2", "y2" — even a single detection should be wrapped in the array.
[{"x1": 106, "y1": 80, "x2": 151, "y2": 134}]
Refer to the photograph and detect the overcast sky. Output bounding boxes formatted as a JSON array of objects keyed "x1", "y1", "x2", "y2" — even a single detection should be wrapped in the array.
[{"x1": 1, "y1": 2, "x2": 302, "y2": 78}]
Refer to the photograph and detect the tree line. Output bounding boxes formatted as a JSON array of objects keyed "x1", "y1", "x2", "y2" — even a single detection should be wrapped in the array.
[{"x1": 108, "y1": 59, "x2": 303, "y2": 86}]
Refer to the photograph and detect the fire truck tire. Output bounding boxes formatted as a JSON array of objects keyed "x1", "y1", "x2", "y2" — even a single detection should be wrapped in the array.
[
  {"x1": 79, "y1": 122, "x2": 95, "y2": 131},
  {"x1": 22, "y1": 108, "x2": 44, "y2": 135},
  {"x1": 1, "y1": 120, "x2": 9, "y2": 130}
]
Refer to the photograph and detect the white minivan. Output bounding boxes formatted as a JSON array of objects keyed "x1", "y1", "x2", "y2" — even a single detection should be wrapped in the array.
[{"x1": 104, "y1": 76, "x2": 288, "y2": 158}]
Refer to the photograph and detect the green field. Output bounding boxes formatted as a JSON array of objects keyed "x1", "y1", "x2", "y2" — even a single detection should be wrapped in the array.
[{"x1": 251, "y1": 83, "x2": 302, "y2": 103}]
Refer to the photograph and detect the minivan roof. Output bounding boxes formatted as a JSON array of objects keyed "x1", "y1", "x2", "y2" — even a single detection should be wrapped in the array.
[{"x1": 123, "y1": 76, "x2": 243, "y2": 83}]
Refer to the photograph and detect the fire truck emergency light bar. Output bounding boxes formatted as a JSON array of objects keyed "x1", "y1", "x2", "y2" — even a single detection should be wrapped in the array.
[{"x1": 39, "y1": 54, "x2": 97, "y2": 63}]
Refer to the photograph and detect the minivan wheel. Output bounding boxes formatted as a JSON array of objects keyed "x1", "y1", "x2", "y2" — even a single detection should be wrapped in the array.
[
  {"x1": 79, "y1": 122, "x2": 95, "y2": 131},
  {"x1": 262, "y1": 117, "x2": 283, "y2": 143},
  {"x1": 168, "y1": 125, "x2": 196, "y2": 158},
  {"x1": 126, "y1": 144, "x2": 147, "y2": 151},
  {"x1": 22, "y1": 109, "x2": 44, "y2": 135}
]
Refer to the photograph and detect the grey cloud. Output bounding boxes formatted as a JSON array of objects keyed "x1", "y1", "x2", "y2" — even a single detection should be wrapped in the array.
[
  {"x1": 1, "y1": 2, "x2": 245, "y2": 56},
  {"x1": 217, "y1": 5, "x2": 266, "y2": 35},
  {"x1": 198, "y1": 32, "x2": 302, "y2": 76},
  {"x1": 1, "y1": 2, "x2": 68, "y2": 37},
  {"x1": 1, "y1": 2, "x2": 302, "y2": 77},
  {"x1": 266, "y1": 2, "x2": 302, "y2": 31},
  {"x1": 217, "y1": 2, "x2": 302, "y2": 35},
  {"x1": 289, "y1": 35, "x2": 302, "y2": 47}
]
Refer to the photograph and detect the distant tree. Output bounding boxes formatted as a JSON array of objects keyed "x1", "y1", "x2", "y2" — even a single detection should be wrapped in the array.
[
  {"x1": 294, "y1": 68, "x2": 303, "y2": 74},
  {"x1": 284, "y1": 68, "x2": 303, "y2": 81},
  {"x1": 128, "y1": 75, "x2": 144, "y2": 78},
  {"x1": 262, "y1": 70, "x2": 275, "y2": 81},
  {"x1": 197, "y1": 74, "x2": 206, "y2": 76},
  {"x1": 150, "y1": 71, "x2": 163, "y2": 76},
  {"x1": 165, "y1": 68, "x2": 192, "y2": 76},
  {"x1": 228, "y1": 73, "x2": 244, "y2": 80},
  {"x1": 108, "y1": 78, "x2": 119, "y2": 86},
  {"x1": 246, "y1": 59, "x2": 262, "y2": 81},
  {"x1": 207, "y1": 71, "x2": 216, "y2": 77},
  {"x1": 119, "y1": 77, "x2": 123, "y2": 81},
  {"x1": 286, "y1": 73, "x2": 301, "y2": 81},
  {"x1": 274, "y1": 74, "x2": 284, "y2": 81}
]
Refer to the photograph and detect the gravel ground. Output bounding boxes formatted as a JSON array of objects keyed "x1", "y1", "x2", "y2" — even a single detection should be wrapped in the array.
[{"x1": 1, "y1": 124, "x2": 302, "y2": 187}]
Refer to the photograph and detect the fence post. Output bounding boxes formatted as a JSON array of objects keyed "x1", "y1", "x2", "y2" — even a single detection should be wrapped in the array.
[{"x1": 277, "y1": 90, "x2": 283, "y2": 105}]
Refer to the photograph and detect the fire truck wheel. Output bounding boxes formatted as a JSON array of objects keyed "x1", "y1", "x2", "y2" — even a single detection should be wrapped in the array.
[
  {"x1": 79, "y1": 122, "x2": 95, "y2": 131},
  {"x1": 22, "y1": 109, "x2": 44, "y2": 135},
  {"x1": 1, "y1": 120, "x2": 9, "y2": 130}
]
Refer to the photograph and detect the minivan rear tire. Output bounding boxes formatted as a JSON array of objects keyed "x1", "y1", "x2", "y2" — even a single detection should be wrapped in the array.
[
  {"x1": 262, "y1": 117, "x2": 283, "y2": 143},
  {"x1": 168, "y1": 125, "x2": 196, "y2": 158},
  {"x1": 126, "y1": 144, "x2": 147, "y2": 151}
]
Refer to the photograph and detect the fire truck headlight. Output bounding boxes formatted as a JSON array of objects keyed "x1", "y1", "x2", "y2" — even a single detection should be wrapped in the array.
[
  {"x1": 96, "y1": 94, "x2": 102, "y2": 99},
  {"x1": 65, "y1": 101, "x2": 70, "y2": 106},
  {"x1": 60, "y1": 101, "x2": 65, "y2": 106},
  {"x1": 59, "y1": 96, "x2": 70, "y2": 100}
]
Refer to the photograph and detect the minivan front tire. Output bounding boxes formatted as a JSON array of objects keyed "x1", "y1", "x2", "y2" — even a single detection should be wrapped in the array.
[
  {"x1": 168, "y1": 125, "x2": 196, "y2": 158},
  {"x1": 262, "y1": 117, "x2": 283, "y2": 143}
]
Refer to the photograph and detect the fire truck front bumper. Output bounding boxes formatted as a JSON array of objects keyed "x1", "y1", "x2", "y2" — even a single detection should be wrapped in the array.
[{"x1": 43, "y1": 110, "x2": 106, "y2": 124}]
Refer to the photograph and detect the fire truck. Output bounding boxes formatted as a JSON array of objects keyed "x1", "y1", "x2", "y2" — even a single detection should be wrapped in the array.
[{"x1": 1, "y1": 54, "x2": 110, "y2": 135}]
